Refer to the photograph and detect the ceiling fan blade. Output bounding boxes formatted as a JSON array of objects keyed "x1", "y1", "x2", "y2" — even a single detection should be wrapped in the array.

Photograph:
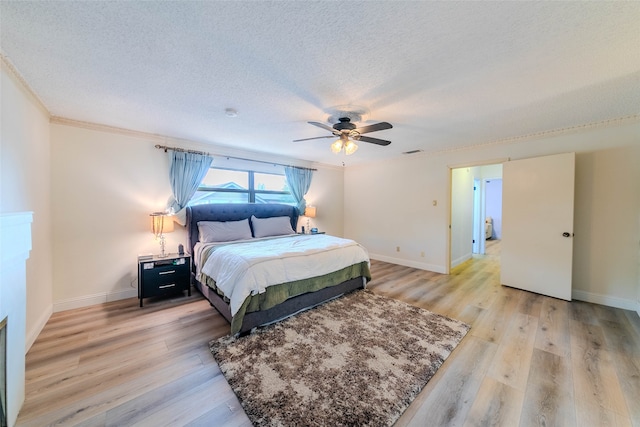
[
  {"x1": 353, "y1": 121, "x2": 393, "y2": 134},
  {"x1": 308, "y1": 121, "x2": 339, "y2": 134},
  {"x1": 355, "y1": 135, "x2": 392, "y2": 146},
  {"x1": 293, "y1": 135, "x2": 335, "y2": 142}
]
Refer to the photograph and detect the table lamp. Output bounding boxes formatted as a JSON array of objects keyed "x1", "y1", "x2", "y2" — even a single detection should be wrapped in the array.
[
  {"x1": 303, "y1": 206, "x2": 316, "y2": 233},
  {"x1": 150, "y1": 212, "x2": 174, "y2": 257}
]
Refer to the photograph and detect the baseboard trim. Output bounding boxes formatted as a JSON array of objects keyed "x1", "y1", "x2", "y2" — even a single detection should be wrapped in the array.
[
  {"x1": 369, "y1": 254, "x2": 446, "y2": 274},
  {"x1": 53, "y1": 288, "x2": 137, "y2": 313},
  {"x1": 572, "y1": 289, "x2": 639, "y2": 312},
  {"x1": 26, "y1": 304, "x2": 52, "y2": 352},
  {"x1": 451, "y1": 253, "x2": 472, "y2": 268}
]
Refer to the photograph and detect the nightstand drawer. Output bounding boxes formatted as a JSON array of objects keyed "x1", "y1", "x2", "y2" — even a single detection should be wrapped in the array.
[
  {"x1": 143, "y1": 281, "x2": 186, "y2": 298},
  {"x1": 142, "y1": 271, "x2": 188, "y2": 296},
  {"x1": 142, "y1": 264, "x2": 188, "y2": 284}
]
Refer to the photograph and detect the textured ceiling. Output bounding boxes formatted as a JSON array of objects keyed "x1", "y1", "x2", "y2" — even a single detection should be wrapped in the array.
[{"x1": 2, "y1": 1, "x2": 639, "y2": 166}]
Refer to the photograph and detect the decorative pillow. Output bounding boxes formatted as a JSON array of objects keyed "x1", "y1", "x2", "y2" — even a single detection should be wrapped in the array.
[
  {"x1": 251, "y1": 215, "x2": 295, "y2": 238},
  {"x1": 197, "y1": 219, "x2": 253, "y2": 243}
]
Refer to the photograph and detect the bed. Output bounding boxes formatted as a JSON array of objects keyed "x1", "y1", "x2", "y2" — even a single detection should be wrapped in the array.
[
  {"x1": 485, "y1": 216, "x2": 493, "y2": 240},
  {"x1": 186, "y1": 203, "x2": 371, "y2": 335}
]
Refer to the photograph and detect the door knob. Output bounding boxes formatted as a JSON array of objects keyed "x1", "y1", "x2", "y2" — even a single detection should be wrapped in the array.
[{"x1": 562, "y1": 232, "x2": 572, "y2": 237}]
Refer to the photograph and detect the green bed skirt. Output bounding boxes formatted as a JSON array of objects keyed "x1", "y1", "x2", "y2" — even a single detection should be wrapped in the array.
[{"x1": 202, "y1": 261, "x2": 371, "y2": 334}]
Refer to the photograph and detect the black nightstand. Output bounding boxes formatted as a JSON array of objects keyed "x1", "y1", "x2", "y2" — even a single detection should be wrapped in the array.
[{"x1": 138, "y1": 254, "x2": 191, "y2": 307}]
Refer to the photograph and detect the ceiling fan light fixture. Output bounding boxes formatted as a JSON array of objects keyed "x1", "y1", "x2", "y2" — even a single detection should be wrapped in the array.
[
  {"x1": 330, "y1": 139, "x2": 343, "y2": 154},
  {"x1": 344, "y1": 140, "x2": 358, "y2": 155},
  {"x1": 296, "y1": 115, "x2": 392, "y2": 154}
]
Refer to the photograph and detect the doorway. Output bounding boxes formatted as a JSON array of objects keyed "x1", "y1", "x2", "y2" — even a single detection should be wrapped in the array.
[
  {"x1": 484, "y1": 178, "x2": 503, "y2": 241},
  {"x1": 449, "y1": 162, "x2": 503, "y2": 272}
]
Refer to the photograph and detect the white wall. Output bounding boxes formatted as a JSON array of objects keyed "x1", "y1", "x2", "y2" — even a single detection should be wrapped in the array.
[
  {"x1": 572, "y1": 146, "x2": 640, "y2": 308},
  {"x1": 50, "y1": 124, "x2": 170, "y2": 309},
  {"x1": 344, "y1": 122, "x2": 640, "y2": 310},
  {"x1": 344, "y1": 153, "x2": 445, "y2": 272},
  {"x1": 0, "y1": 60, "x2": 53, "y2": 350},
  {"x1": 50, "y1": 122, "x2": 344, "y2": 310},
  {"x1": 303, "y1": 165, "x2": 344, "y2": 236}
]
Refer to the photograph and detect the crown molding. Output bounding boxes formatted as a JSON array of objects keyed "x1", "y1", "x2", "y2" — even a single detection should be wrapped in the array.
[
  {"x1": 1, "y1": 52, "x2": 50, "y2": 117},
  {"x1": 50, "y1": 116, "x2": 167, "y2": 142},
  {"x1": 347, "y1": 114, "x2": 640, "y2": 171},
  {"x1": 433, "y1": 114, "x2": 640, "y2": 156},
  {"x1": 49, "y1": 116, "x2": 343, "y2": 171}
]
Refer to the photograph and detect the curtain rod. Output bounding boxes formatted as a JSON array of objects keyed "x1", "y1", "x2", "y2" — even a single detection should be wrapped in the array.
[{"x1": 154, "y1": 144, "x2": 317, "y2": 171}]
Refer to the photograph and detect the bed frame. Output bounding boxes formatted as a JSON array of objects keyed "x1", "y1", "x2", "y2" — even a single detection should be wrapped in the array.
[{"x1": 186, "y1": 203, "x2": 365, "y2": 334}]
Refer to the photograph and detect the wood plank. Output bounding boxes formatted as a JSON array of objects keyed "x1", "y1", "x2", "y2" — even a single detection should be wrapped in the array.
[
  {"x1": 487, "y1": 312, "x2": 537, "y2": 391},
  {"x1": 598, "y1": 315, "x2": 640, "y2": 425},
  {"x1": 520, "y1": 348, "x2": 576, "y2": 427},
  {"x1": 129, "y1": 374, "x2": 234, "y2": 426},
  {"x1": 535, "y1": 297, "x2": 572, "y2": 357},
  {"x1": 456, "y1": 304, "x2": 485, "y2": 327},
  {"x1": 570, "y1": 300, "x2": 600, "y2": 326},
  {"x1": 18, "y1": 354, "x2": 208, "y2": 426},
  {"x1": 24, "y1": 353, "x2": 79, "y2": 384},
  {"x1": 396, "y1": 336, "x2": 498, "y2": 426},
  {"x1": 103, "y1": 364, "x2": 222, "y2": 425},
  {"x1": 470, "y1": 286, "x2": 520, "y2": 343},
  {"x1": 623, "y1": 310, "x2": 640, "y2": 338},
  {"x1": 599, "y1": 317, "x2": 640, "y2": 357},
  {"x1": 24, "y1": 340, "x2": 170, "y2": 401},
  {"x1": 516, "y1": 291, "x2": 543, "y2": 318},
  {"x1": 463, "y1": 377, "x2": 524, "y2": 427},
  {"x1": 185, "y1": 396, "x2": 252, "y2": 427},
  {"x1": 570, "y1": 320, "x2": 630, "y2": 419}
]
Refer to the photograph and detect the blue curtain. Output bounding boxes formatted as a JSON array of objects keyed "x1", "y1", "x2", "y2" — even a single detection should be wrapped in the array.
[
  {"x1": 284, "y1": 166, "x2": 314, "y2": 214},
  {"x1": 166, "y1": 151, "x2": 213, "y2": 224}
]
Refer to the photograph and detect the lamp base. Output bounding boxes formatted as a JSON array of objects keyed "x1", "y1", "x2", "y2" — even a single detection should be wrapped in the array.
[{"x1": 158, "y1": 235, "x2": 168, "y2": 258}]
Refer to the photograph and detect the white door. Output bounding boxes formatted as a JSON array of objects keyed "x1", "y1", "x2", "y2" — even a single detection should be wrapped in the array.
[{"x1": 501, "y1": 152, "x2": 575, "y2": 300}]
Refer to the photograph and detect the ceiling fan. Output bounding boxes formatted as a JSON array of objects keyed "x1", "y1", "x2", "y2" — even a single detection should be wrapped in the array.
[{"x1": 293, "y1": 117, "x2": 393, "y2": 155}]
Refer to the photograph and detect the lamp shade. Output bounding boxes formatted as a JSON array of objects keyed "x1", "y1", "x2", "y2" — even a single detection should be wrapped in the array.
[
  {"x1": 330, "y1": 139, "x2": 343, "y2": 154},
  {"x1": 150, "y1": 213, "x2": 174, "y2": 235},
  {"x1": 344, "y1": 140, "x2": 358, "y2": 155},
  {"x1": 304, "y1": 206, "x2": 316, "y2": 218}
]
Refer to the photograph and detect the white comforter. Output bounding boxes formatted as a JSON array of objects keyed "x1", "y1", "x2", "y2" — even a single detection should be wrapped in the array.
[{"x1": 198, "y1": 234, "x2": 369, "y2": 316}]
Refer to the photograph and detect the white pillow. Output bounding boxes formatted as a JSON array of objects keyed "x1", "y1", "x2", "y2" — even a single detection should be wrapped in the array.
[
  {"x1": 197, "y1": 219, "x2": 252, "y2": 243},
  {"x1": 251, "y1": 215, "x2": 295, "y2": 238}
]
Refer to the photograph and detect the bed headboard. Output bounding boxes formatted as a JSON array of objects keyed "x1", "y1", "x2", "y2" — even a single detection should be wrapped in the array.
[{"x1": 185, "y1": 203, "x2": 299, "y2": 253}]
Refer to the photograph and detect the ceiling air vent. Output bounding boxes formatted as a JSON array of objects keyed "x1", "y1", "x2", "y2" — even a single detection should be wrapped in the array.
[{"x1": 402, "y1": 149, "x2": 423, "y2": 155}]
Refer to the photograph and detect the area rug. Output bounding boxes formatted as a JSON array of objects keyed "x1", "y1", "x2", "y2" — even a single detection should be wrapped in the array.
[{"x1": 209, "y1": 290, "x2": 470, "y2": 427}]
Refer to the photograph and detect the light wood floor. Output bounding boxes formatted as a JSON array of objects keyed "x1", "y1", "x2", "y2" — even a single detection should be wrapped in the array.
[{"x1": 17, "y1": 249, "x2": 640, "y2": 426}]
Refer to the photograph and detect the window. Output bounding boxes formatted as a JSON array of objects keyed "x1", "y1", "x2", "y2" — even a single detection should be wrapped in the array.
[{"x1": 190, "y1": 167, "x2": 296, "y2": 206}]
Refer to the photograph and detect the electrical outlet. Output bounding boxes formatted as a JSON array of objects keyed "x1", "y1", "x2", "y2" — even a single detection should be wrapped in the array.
[
  {"x1": 396, "y1": 246, "x2": 400, "y2": 252},
  {"x1": 420, "y1": 251, "x2": 425, "y2": 257}
]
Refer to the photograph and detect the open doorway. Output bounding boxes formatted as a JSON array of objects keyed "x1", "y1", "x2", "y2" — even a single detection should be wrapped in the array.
[
  {"x1": 484, "y1": 178, "x2": 502, "y2": 255},
  {"x1": 449, "y1": 163, "x2": 503, "y2": 271}
]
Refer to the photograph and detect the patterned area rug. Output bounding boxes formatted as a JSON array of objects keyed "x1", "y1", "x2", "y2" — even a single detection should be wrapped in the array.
[{"x1": 210, "y1": 290, "x2": 470, "y2": 427}]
